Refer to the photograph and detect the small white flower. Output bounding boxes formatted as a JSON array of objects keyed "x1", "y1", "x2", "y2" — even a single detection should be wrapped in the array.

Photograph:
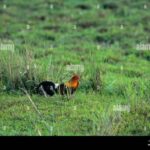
[
  {"x1": 50, "y1": 4, "x2": 54, "y2": 9},
  {"x1": 120, "y1": 25, "x2": 124, "y2": 30},
  {"x1": 144, "y1": 4, "x2": 147, "y2": 9},
  {"x1": 3, "y1": 4, "x2": 7, "y2": 9},
  {"x1": 26, "y1": 24, "x2": 30, "y2": 30},
  {"x1": 96, "y1": 4, "x2": 100, "y2": 9},
  {"x1": 27, "y1": 65, "x2": 30, "y2": 70}
]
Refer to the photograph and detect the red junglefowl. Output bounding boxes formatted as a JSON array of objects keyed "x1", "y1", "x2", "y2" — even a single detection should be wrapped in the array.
[{"x1": 37, "y1": 75, "x2": 80, "y2": 97}]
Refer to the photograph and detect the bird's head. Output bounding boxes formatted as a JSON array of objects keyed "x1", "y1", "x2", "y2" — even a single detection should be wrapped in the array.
[{"x1": 71, "y1": 75, "x2": 80, "y2": 81}]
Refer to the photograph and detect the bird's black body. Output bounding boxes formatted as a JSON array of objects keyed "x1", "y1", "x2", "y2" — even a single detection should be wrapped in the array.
[
  {"x1": 37, "y1": 81, "x2": 56, "y2": 96},
  {"x1": 36, "y1": 82, "x2": 76, "y2": 97}
]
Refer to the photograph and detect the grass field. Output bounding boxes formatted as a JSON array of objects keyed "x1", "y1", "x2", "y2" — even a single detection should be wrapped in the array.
[{"x1": 0, "y1": 0, "x2": 150, "y2": 135}]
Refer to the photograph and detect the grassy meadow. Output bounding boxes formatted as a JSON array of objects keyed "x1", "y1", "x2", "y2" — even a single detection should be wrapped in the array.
[{"x1": 0, "y1": 0, "x2": 150, "y2": 135}]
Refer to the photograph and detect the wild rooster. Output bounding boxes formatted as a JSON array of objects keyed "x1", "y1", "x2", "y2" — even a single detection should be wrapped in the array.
[{"x1": 37, "y1": 75, "x2": 80, "y2": 97}]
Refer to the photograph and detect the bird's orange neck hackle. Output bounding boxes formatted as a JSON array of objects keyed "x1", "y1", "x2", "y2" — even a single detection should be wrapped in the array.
[{"x1": 65, "y1": 75, "x2": 80, "y2": 89}]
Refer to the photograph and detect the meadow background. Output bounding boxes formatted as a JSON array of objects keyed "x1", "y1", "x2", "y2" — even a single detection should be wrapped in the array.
[{"x1": 0, "y1": 0, "x2": 150, "y2": 135}]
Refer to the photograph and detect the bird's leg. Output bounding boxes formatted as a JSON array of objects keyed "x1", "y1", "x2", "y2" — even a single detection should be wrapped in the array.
[
  {"x1": 66, "y1": 88, "x2": 71, "y2": 100},
  {"x1": 66, "y1": 91, "x2": 70, "y2": 100},
  {"x1": 69, "y1": 94, "x2": 75, "y2": 100},
  {"x1": 61, "y1": 95, "x2": 65, "y2": 101}
]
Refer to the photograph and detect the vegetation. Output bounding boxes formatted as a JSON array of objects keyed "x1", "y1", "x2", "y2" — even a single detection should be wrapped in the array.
[{"x1": 0, "y1": 0, "x2": 150, "y2": 135}]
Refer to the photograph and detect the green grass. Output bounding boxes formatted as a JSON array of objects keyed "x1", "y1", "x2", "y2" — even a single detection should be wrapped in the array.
[{"x1": 0, "y1": 0, "x2": 150, "y2": 135}]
